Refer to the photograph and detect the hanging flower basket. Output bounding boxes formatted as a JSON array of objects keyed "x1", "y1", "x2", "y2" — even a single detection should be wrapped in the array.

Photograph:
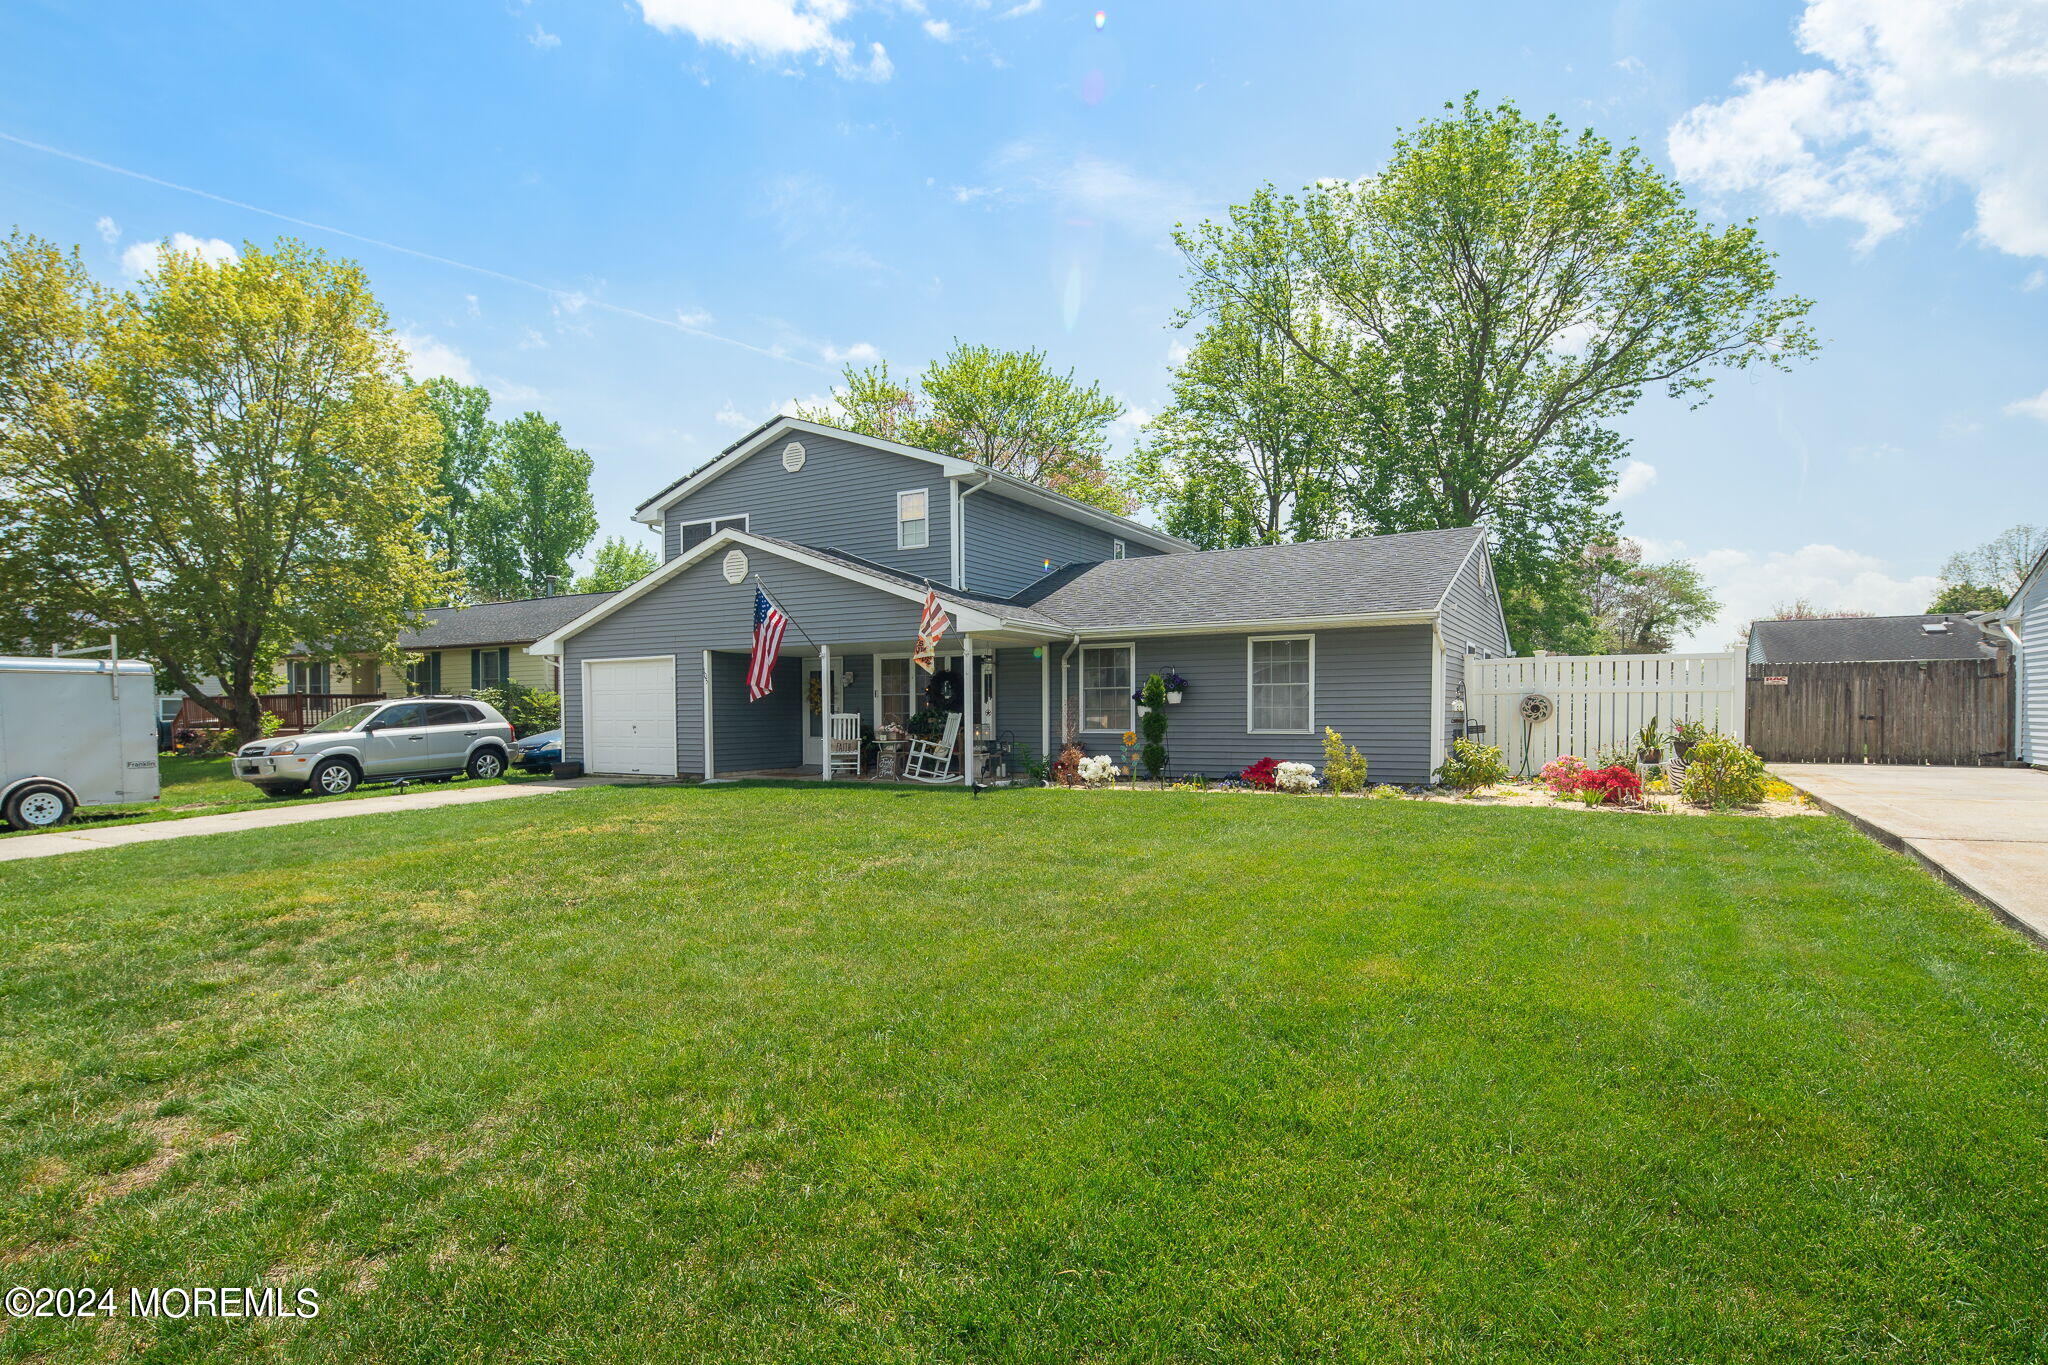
[{"x1": 1162, "y1": 671, "x2": 1188, "y2": 704}]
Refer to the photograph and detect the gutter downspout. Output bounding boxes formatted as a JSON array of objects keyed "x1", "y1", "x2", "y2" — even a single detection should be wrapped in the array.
[
  {"x1": 1977, "y1": 611, "x2": 2025, "y2": 762},
  {"x1": 953, "y1": 474, "x2": 994, "y2": 588},
  {"x1": 1058, "y1": 633, "x2": 1081, "y2": 752}
]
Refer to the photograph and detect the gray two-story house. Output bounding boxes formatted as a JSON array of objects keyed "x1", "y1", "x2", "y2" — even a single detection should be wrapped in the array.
[{"x1": 530, "y1": 416, "x2": 1511, "y2": 785}]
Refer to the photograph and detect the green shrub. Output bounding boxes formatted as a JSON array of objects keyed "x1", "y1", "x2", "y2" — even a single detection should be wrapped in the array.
[
  {"x1": 473, "y1": 680, "x2": 561, "y2": 738},
  {"x1": 1139, "y1": 673, "x2": 1169, "y2": 782},
  {"x1": 1321, "y1": 727, "x2": 1368, "y2": 793},
  {"x1": 1679, "y1": 734, "x2": 1770, "y2": 808},
  {"x1": 1435, "y1": 737, "x2": 1509, "y2": 792}
]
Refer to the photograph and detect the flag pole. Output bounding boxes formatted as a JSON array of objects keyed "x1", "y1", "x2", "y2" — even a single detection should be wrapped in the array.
[{"x1": 752, "y1": 575, "x2": 822, "y2": 652}]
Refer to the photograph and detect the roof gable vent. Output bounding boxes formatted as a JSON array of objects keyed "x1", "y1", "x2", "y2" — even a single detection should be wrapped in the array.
[{"x1": 781, "y1": 441, "x2": 806, "y2": 472}]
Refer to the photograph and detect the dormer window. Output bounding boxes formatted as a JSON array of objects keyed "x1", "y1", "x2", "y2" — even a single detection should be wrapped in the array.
[{"x1": 897, "y1": 489, "x2": 929, "y2": 550}]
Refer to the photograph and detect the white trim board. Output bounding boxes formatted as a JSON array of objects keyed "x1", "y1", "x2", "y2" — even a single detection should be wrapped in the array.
[{"x1": 1246, "y1": 633, "x2": 1317, "y2": 736}]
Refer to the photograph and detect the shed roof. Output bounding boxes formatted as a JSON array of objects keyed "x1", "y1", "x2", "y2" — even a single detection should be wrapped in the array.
[{"x1": 1746, "y1": 614, "x2": 2003, "y2": 664}]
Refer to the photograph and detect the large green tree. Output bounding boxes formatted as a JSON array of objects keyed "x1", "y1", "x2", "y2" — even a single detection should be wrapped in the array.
[
  {"x1": 1129, "y1": 305, "x2": 1345, "y2": 546},
  {"x1": 795, "y1": 341, "x2": 1132, "y2": 512},
  {"x1": 573, "y1": 534, "x2": 659, "y2": 593},
  {"x1": 1165, "y1": 95, "x2": 1818, "y2": 648},
  {"x1": 462, "y1": 411, "x2": 598, "y2": 600},
  {"x1": 1584, "y1": 540, "x2": 1719, "y2": 654},
  {"x1": 0, "y1": 233, "x2": 452, "y2": 742},
  {"x1": 1939, "y1": 524, "x2": 2045, "y2": 602},
  {"x1": 414, "y1": 376, "x2": 494, "y2": 566}
]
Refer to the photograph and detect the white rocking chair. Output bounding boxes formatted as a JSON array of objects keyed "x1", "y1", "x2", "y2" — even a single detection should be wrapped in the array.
[
  {"x1": 826, "y1": 712, "x2": 864, "y2": 778},
  {"x1": 903, "y1": 712, "x2": 961, "y2": 782}
]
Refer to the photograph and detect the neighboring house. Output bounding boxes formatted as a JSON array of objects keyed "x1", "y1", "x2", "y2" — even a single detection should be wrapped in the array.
[
  {"x1": 529, "y1": 416, "x2": 1511, "y2": 785},
  {"x1": 1745, "y1": 614, "x2": 2008, "y2": 666},
  {"x1": 284, "y1": 592, "x2": 617, "y2": 699},
  {"x1": 2002, "y1": 549, "x2": 2048, "y2": 767}
]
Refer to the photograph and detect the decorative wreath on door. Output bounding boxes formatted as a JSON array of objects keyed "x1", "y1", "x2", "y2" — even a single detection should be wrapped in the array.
[
  {"x1": 806, "y1": 675, "x2": 824, "y2": 715},
  {"x1": 924, "y1": 667, "x2": 964, "y2": 713}
]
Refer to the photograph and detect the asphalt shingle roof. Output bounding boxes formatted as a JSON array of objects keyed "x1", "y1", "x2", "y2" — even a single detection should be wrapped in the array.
[
  {"x1": 1746, "y1": 614, "x2": 2002, "y2": 664},
  {"x1": 1012, "y1": 527, "x2": 1487, "y2": 629},
  {"x1": 399, "y1": 592, "x2": 618, "y2": 650},
  {"x1": 756, "y1": 537, "x2": 1071, "y2": 632}
]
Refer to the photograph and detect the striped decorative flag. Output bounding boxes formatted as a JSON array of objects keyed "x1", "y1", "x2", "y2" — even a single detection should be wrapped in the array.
[
  {"x1": 747, "y1": 587, "x2": 788, "y2": 700},
  {"x1": 913, "y1": 587, "x2": 949, "y2": 674}
]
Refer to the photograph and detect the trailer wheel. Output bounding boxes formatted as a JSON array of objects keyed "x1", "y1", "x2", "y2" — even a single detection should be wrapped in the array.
[{"x1": 4, "y1": 783, "x2": 75, "y2": 830}]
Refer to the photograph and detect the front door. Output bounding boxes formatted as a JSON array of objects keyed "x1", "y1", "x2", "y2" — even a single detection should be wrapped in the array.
[{"x1": 802, "y1": 659, "x2": 825, "y2": 766}]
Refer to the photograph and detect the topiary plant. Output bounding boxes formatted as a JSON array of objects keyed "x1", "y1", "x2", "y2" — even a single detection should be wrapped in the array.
[
  {"x1": 1435, "y1": 737, "x2": 1510, "y2": 793},
  {"x1": 1320, "y1": 727, "x2": 1368, "y2": 793},
  {"x1": 1679, "y1": 734, "x2": 1769, "y2": 808},
  {"x1": 1139, "y1": 673, "x2": 1169, "y2": 782}
]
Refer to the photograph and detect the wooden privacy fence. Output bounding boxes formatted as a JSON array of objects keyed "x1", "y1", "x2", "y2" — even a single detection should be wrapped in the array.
[
  {"x1": 1466, "y1": 653, "x2": 1745, "y2": 776},
  {"x1": 1745, "y1": 659, "x2": 2011, "y2": 765}
]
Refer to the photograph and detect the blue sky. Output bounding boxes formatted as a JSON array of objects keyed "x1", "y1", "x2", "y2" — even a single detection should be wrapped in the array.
[{"x1": 3, "y1": 0, "x2": 2042, "y2": 646}]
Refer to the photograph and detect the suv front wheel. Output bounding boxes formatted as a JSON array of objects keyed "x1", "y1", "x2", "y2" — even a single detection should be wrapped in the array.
[
  {"x1": 466, "y1": 748, "x2": 506, "y2": 781},
  {"x1": 309, "y1": 758, "x2": 360, "y2": 797}
]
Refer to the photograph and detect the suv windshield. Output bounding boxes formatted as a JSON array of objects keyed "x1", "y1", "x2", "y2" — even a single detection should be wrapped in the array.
[{"x1": 308, "y1": 702, "x2": 381, "y2": 734}]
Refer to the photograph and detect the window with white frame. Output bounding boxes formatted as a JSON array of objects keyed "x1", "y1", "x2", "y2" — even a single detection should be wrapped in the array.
[
  {"x1": 1080, "y1": 644, "x2": 1133, "y2": 732},
  {"x1": 877, "y1": 656, "x2": 914, "y2": 729},
  {"x1": 896, "y1": 489, "x2": 929, "y2": 549},
  {"x1": 1111, "y1": 538, "x2": 1126, "y2": 560},
  {"x1": 288, "y1": 661, "x2": 330, "y2": 695},
  {"x1": 678, "y1": 514, "x2": 748, "y2": 553},
  {"x1": 1247, "y1": 635, "x2": 1314, "y2": 733}
]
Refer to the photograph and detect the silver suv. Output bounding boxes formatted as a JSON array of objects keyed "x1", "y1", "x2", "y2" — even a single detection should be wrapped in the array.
[{"x1": 234, "y1": 697, "x2": 516, "y2": 797}]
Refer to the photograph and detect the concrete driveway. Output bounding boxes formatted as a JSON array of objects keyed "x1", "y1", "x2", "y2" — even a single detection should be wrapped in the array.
[{"x1": 1775, "y1": 764, "x2": 2048, "y2": 944}]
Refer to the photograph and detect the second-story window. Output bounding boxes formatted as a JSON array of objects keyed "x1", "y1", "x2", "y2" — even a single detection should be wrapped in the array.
[
  {"x1": 679, "y1": 514, "x2": 748, "y2": 553},
  {"x1": 1111, "y1": 538, "x2": 1126, "y2": 560},
  {"x1": 897, "y1": 489, "x2": 929, "y2": 550}
]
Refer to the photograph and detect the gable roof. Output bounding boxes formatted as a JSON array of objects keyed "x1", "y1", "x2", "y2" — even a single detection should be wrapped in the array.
[
  {"x1": 629, "y1": 415, "x2": 1190, "y2": 554},
  {"x1": 397, "y1": 592, "x2": 618, "y2": 650},
  {"x1": 1746, "y1": 614, "x2": 2005, "y2": 664},
  {"x1": 1016, "y1": 526, "x2": 1488, "y2": 631}
]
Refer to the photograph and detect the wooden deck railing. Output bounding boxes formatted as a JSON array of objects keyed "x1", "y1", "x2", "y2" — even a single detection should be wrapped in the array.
[{"x1": 172, "y1": 693, "x2": 385, "y2": 734}]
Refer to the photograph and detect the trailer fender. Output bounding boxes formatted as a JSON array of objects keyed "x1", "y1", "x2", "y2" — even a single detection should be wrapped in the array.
[{"x1": 0, "y1": 775, "x2": 81, "y2": 810}]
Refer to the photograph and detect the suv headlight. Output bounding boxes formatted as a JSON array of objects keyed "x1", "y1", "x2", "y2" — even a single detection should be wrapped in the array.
[{"x1": 271, "y1": 739, "x2": 299, "y2": 755}]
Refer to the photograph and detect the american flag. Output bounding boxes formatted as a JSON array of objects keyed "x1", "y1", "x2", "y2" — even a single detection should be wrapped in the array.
[
  {"x1": 747, "y1": 587, "x2": 788, "y2": 700},
  {"x1": 913, "y1": 587, "x2": 949, "y2": 674}
]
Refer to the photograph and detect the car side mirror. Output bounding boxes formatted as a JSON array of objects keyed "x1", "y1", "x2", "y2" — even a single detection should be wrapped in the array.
[{"x1": 362, "y1": 718, "x2": 386, "y2": 733}]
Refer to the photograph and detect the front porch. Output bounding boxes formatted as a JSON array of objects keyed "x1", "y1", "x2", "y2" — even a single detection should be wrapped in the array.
[{"x1": 700, "y1": 634, "x2": 1053, "y2": 787}]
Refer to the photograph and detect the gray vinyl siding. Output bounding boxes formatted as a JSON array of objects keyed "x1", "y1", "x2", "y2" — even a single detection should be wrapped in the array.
[
  {"x1": 561, "y1": 548, "x2": 933, "y2": 774},
  {"x1": 660, "y1": 433, "x2": 952, "y2": 584},
  {"x1": 992, "y1": 646, "x2": 1046, "y2": 762},
  {"x1": 1435, "y1": 542, "x2": 1512, "y2": 749},
  {"x1": 962, "y1": 490, "x2": 1161, "y2": 597},
  {"x1": 2021, "y1": 570, "x2": 2048, "y2": 765},
  {"x1": 1055, "y1": 625, "x2": 1436, "y2": 784},
  {"x1": 710, "y1": 655, "x2": 800, "y2": 772}
]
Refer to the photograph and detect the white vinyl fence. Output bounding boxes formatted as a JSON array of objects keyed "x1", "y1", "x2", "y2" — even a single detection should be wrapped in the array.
[{"x1": 1465, "y1": 652, "x2": 1746, "y2": 776}]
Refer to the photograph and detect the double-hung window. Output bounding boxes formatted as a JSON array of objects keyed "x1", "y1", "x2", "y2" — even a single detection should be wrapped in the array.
[
  {"x1": 1247, "y1": 635, "x2": 1314, "y2": 734},
  {"x1": 896, "y1": 489, "x2": 930, "y2": 550},
  {"x1": 1080, "y1": 644, "x2": 1133, "y2": 733},
  {"x1": 1111, "y1": 538, "x2": 1127, "y2": 560},
  {"x1": 678, "y1": 514, "x2": 748, "y2": 553}
]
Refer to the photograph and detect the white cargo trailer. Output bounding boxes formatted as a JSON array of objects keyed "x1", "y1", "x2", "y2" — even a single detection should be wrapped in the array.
[{"x1": 0, "y1": 655, "x2": 161, "y2": 829}]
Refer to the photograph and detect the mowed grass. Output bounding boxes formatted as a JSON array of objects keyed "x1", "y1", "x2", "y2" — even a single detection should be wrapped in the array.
[
  {"x1": 0, "y1": 753, "x2": 541, "y2": 839},
  {"x1": 3, "y1": 786, "x2": 2047, "y2": 1363}
]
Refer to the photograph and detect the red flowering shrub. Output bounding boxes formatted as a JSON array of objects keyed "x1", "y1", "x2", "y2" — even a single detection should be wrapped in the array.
[
  {"x1": 1240, "y1": 757, "x2": 1281, "y2": 789},
  {"x1": 1575, "y1": 764, "x2": 1643, "y2": 805}
]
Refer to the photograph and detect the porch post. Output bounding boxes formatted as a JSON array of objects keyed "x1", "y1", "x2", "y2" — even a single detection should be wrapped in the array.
[
  {"x1": 962, "y1": 634, "x2": 977, "y2": 786},
  {"x1": 702, "y1": 649, "x2": 715, "y2": 780},
  {"x1": 820, "y1": 644, "x2": 833, "y2": 781},
  {"x1": 1040, "y1": 646, "x2": 1049, "y2": 758}
]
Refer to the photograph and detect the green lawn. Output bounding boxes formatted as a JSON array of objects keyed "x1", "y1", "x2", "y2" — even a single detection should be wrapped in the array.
[
  {"x1": 0, "y1": 753, "x2": 543, "y2": 838},
  {"x1": 3, "y1": 785, "x2": 2046, "y2": 1362}
]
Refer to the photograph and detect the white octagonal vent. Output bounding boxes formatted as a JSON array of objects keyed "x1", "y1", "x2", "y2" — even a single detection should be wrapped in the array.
[
  {"x1": 781, "y1": 440, "x2": 806, "y2": 472},
  {"x1": 722, "y1": 549, "x2": 748, "y2": 584}
]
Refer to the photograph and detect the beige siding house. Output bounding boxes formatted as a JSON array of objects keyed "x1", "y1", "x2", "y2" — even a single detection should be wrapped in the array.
[{"x1": 286, "y1": 592, "x2": 615, "y2": 700}]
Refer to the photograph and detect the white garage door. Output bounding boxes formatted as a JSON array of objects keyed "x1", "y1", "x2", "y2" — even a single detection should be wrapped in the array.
[{"x1": 584, "y1": 656, "x2": 677, "y2": 776}]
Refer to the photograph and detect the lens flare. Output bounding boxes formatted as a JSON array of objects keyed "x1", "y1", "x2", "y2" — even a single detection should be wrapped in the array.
[{"x1": 1093, "y1": 9, "x2": 1107, "y2": 28}]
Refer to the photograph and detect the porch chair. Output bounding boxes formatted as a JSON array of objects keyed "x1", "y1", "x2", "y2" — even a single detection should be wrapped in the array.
[
  {"x1": 903, "y1": 712, "x2": 962, "y2": 782},
  {"x1": 827, "y1": 712, "x2": 864, "y2": 778}
]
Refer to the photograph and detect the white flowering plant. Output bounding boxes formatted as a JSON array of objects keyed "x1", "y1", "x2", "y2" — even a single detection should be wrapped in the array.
[
  {"x1": 1076, "y1": 754, "x2": 1119, "y2": 788},
  {"x1": 1274, "y1": 761, "x2": 1319, "y2": 793}
]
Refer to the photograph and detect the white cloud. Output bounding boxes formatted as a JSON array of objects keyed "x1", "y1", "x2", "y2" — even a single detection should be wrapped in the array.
[
  {"x1": 675, "y1": 307, "x2": 715, "y2": 327},
  {"x1": 715, "y1": 401, "x2": 752, "y2": 427},
  {"x1": 1676, "y1": 542, "x2": 1942, "y2": 650},
  {"x1": 1609, "y1": 459, "x2": 1658, "y2": 502},
  {"x1": 634, "y1": 0, "x2": 891, "y2": 79},
  {"x1": 119, "y1": 232, "x2": 238, "y2": 278},
  {"x1": 1166, "y1": 340, "x2": 1191, "y2": 367},
  {"x1": 922, "y1": 18, "x2": 954, "y2": 40},
  {"x1": 94, "y1": 215, "x2": 120, "y2": 245},
  {"x1": 395, "y1": 330, "x2": 477, "y2": 384},
  {"x1": 1670, "y1": 0, "x2": 2048, "y2": 257},
  {"x1": 820, "y1": 340, "x2": 880, "y2": 365},
  {"x1": 528, "y1": 24, "x2": 560, "y2": 48},
  {"x1": 2004, "y1": 387, "x2": 2048, "y2": 422},
  {"x1": 980, "y1": 140, "x2": 1205, "y2": 237},
  {"x1": 998, "y1": 0, "x2": 1040, "y2": 15}
]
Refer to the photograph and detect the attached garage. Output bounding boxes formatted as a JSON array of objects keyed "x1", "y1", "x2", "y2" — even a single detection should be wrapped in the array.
[{"x1": 582, "y1": 656, "x2": 677, "y2": 776}]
